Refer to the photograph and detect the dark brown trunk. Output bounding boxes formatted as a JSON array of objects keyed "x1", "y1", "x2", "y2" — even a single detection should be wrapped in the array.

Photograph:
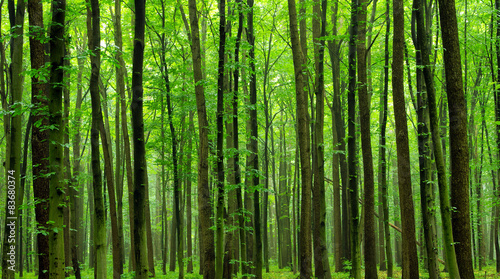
[
  {"x1": 131, "y1": 0, "x2": 148, "y2": 276},
  {"x1": 392, "y1": 0, "x2": 419, "y2": 277},
  {"x1": 438, "y1": 0, "x2": 474, "y2": 276},
  {"x1": 187, "y1": 0, "x2": 216, "y2": 276},
  {"x1": 28, "y1": 0, "x2": 49, "y2": 276}
]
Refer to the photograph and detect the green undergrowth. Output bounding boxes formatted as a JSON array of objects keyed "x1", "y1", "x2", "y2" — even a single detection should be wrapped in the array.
[{"x1": 7, "y1": 263, "x2": 500, "y2": 278}]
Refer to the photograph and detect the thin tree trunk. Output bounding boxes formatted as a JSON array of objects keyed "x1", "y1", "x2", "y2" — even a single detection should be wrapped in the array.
[
  {"x1": 112, "y1": 0, "x2": 126, "y2": 272},
  {"x1": 89, "y1": 0, "x2": 106, "y2": 276},
  {"x1": 411, "y1": 0, "x2": 440, "y2": 277},
  {"x1": 347, "y1": 0, "x2": 360, "y2": 276},
  {"x1": 215, "y1": 0, "x2": 226, "y2": 275},
  {"x1": 380, "y1": 0, "x2": 392, "y2": 274}
]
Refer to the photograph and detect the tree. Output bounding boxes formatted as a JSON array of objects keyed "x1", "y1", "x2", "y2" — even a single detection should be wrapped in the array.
[
  {"x1": 312, "y1": 0, "x2": 331, "y2": 276},
  {"x1": 287, "y1": 0, "x2": 312, "y2": 277},
  {"x1": 215, "y1": 0, "x2": 226, "y2": 276},
  {"x1": 28, "y1": 0, "x2": 50, "y2": 277},
  {"x1": 89, "y1": 0, "x2": 107, "y2": 276},
  {"x1": 47, "y1": 0, "x2": 66, "y2": 277},
  {"x1": 187, "y1": 0, "x2": 216, "y2": 276},
  {"x1": 437, "y1": 0, "x2": 474, "y2": 277},
  {"x1": 131, "y1": 0, "x2": 149, "y2": 276},
  {"x1": 347, "y1": 0, "x2": 360, "y2": 276},
  {"x1": 392, "y1": 0, "x2": 419, "y2": 277},
  {"x1": 357, "y1": 0, "x2": 377, "y2": 276}
]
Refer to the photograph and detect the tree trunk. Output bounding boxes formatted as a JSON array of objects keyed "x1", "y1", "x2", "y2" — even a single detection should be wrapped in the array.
[
  {"x1": 215, "y1": 0, "x2": 226, "y2": 276},
  {"x1": 131, "y1": 0, "x2": 148, "y2": 276},
  {"x1": 2, "y1": 0, "x2": 24, "y2": 277},
  {"x1": 287, "y1": 0, "x2": 312, "y2": 277},
  {"x1": 89, "y1": 0, "x2": 107, "y2": 276},
  {"x1": 48, "y1": 0, "x2": 65, "y2": 277},
  {"x1": 380, "y1": 0, "x2": 392, "y2": 275},
  {"x1": 437, "y1": 0, "x2": 474, "y2": 277},
  {"x1": 411, "y1": 0, "x2": 440, "y2": 277},
  {"x1": 247, "y1": 0, "x2": 262, "y2": 277},
  {"x1": 28, "y1": 0, "x2": 50, "y2": 276},
  {"x1": 312, "y1": 0, "x2": 331, "y2": 277},
  {"x1": 392, "y1": 1, "x2": 419, "y2": 277},
  {"x1": 186, "y1": 112, "x2": 195, "y2": 273},
  {"x1": 347, "y1": 0, "x2": 360, "y2": 276},
  {"x1": 232, "y1": 2, "x2": 246, "y2": 275},
  {"x1": 356, "y1": 0, "x2": 377, "y2": 277},
  {"x1": 188, "y1": 0, "x2": 215, "y2": 276},
  {"x1": 327, "y1": 0, "x2": 342, "y2": 272},
  {"x1": 112, "y1": 0, "x2": 126, "y2": 272}
]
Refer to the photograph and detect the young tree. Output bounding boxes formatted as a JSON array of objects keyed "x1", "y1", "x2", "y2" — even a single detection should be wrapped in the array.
[{"x1": 392, "y1": 0, "x2": 419, "y2": 277}]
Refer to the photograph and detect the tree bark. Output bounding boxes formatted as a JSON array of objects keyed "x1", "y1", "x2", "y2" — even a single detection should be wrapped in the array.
[
  {"x1": 28, "y1": 0, "x2": 50, "y2": 276},
  {"x1": 215, "y1": 0, "x2": 226, "y2": 276},
  {"x1": 187, "y1": 0, "x2": 216, "y2": 276},
  {"x1": 392, "y1": 0, "x2": 419, "y2": 277},
  {"x1": 437, "y1": 0, "x2": 474, "y2": 277},
  {"x1": 48, "y1": 0, "x2": 65, "y2": 277},
  {"x1": 89, "y1": 0, "x2": 107, "y2": 276},
  {"x1": 287, "y1": 0, "x2": 312, "y2": 277},
  {"x1": 356, "y1": 0, "x2": 377, "y2": 277},
  {"x1": 347, "y1": 0, "x2": 360, "y2": 276},
  {"x1": 381, "y1": 0, "x2": 393, "y2": 275},
  {"x1": 131, "y1": 0, "x2": 148, "y2": 276}
]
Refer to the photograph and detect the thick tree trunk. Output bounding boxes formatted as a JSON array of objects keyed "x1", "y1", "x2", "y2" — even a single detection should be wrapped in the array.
[
  {"x1": 437, "y1": 0, "x2": 474, "y2": 277},
  {"x1": 48, "y1": 0, "x2": 65, "y2": 277},
  {"x1": 131, "y1": 0, "x2": 148, "y2": 276},
  {"x1": 392, "y1": 1, "x2": 419, "y2": 278},
  {"x1": 188, "y1": 0, "x2": 215, "y2": 276},
  {"x1": 312, "y1": 0, "x2": 331, "y2": 277},
  {"x1": 28, "y1": 0, "x2": 50, "y2": 276}
]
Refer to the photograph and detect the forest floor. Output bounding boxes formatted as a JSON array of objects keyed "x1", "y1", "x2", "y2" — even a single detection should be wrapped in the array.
[{"x1": 9, "y1": 263, "x2": 500, "y2": 278}]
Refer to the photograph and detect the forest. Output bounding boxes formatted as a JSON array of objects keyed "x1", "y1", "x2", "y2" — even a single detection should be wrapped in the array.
[{"x1": 0, "y1": 0, "x2": 498, "y2": 277}]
